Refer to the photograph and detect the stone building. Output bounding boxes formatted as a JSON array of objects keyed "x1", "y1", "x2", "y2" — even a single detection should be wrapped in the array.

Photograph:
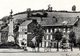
[
  {"x1": 1, "y1": 26, "x2": 8, "y2": 43},
  {"x1": 40, "y1": 16, "x2": 79, "y2": 47},
  {"x1": 5, "y1": 10, "x2": 80, "y2": 48},
  {"x1": 18, "y1": 20, "x2": 32, "y2": 46}
]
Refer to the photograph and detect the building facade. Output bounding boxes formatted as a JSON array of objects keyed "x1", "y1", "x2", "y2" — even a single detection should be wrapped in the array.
[
  {"x1": 12, "y1": 10, "x2": 80, "y2": 48},
  {"x1": 1, "y1": 26, "x2": 8, "y2": 43},
  {"x1": 18, "y1": 20, "x2": 32, "y2": 47}
]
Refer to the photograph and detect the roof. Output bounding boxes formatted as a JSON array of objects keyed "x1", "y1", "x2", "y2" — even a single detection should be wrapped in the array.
[
  {"x1": 13, "y1": 11, "x2": 80, "y2": 27},
  {"x1": 31, "y1": 12, "x2": 80, "y2": 26},
  {"x1": 31, "y1": 17, "x2": 41, "y2": 22},
  {"x1": 47, "y1": 12, "x2": 80, "y2": 17},
  {"x1": 20, "y1": 20, "x2": 32, "y2": 26},
  {"x1": 13, "y1": 14, "x2": 27, "y2": 20},
  {"x1": 40, "y1": 17, "x2": 78, "y2": 26},
  {"x1": 0, "y1": 21, "x2": 3, "y2": 25},
  {"x1": 1, "y1": 26, "x2": 9, "y2": 31}
]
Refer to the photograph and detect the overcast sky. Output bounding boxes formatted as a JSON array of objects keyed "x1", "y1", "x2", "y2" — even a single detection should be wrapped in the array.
[{"x1": 0, "y1": 0, "x2": 80, "y2": 19}]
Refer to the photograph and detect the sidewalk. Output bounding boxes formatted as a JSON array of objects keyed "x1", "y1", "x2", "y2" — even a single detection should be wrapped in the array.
[
  {"x1": 0, "y1": 49, "x2": 24, "y2": 53},
  {"x1": 0, "y1": 48, "x2": 80, "y2": 56}
]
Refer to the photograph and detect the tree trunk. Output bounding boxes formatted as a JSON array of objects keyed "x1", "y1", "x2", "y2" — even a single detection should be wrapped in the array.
[
  {"x1": 79, "y1": 46, "x2": 80, "y2": 50},
  {"x1": 71, "y1": 43, "x2": 73, "y2": 51},
  {"x1": 37, "y1": 47, "x2": 39, "y2": 52},
  {"x1": 37, "y1": 43, "x2": 40, "y2": 52},
  {"x1": 57, "y1": 41, "x2": 59, "y2": 51},
  {"x1": 79, "y1": 45, "x2": 80, "y2": 50}
]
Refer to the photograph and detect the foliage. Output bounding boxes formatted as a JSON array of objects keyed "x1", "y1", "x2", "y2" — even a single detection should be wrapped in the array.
[
  {"x1": 69, "y1": 30, "x2": 76, "y2": 50},
  {"x1": 13, "y1": 24, "x2": 19, "y2": 44},
  {"x1": 33, "y1": 24, "x2": 44, "y2": 44},
  {"x1": 28, "y1": 19, "x2": 44, "y2": 47},
  {"x1": 30, "y1": 20, "x2": 44, "y2": 47},
  {"x1": 27, "y1": 8, "x2": 31, "y2": 18},
  {"x1": 14, "y1": 32, "x2": 19, "y2": 44},
  {"x1": 72, "y1": 5, "x2": 76, "y2": 11},
  {"x1": 77, "y1": 37, "x2": 80, "y2": 44},
  {"x1": 1, "y1": 16, "x2": 9, "y2": 22},
  {"x1": 62, "y1": 37, "x2": 67, "y2": 43},
  {"x1": 0, "y1": 42, "x2": 21, "y2": 49},
  {"x1": 31, "y1": 13, "x2": 48, "y2": 17},
  {"x1": 53, "y1": 30, "x2": 63, "y2": 42},
  {"x1": 69, "y1": 31, "x2": 76, "y2": 43},
  {"x1": 53, "y1": 29, "x2": 63, "y2": 51},
  {"x1": 13, "y1": 25, "x2": 19, "y2": 33},
  {"x1": 27, "y1": 19, "x2": 44, "y2": 52}
]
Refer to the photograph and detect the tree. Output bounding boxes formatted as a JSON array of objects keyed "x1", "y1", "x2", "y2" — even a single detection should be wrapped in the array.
[
  {"x1": 47, "y1": 4, "x2": 53, "y2": 12},
  {"x1": 69, "y1": 30, "x2": 76, "y2": 51},
  {"x1": 1, "y1": 16, "x2": 9, "y2": 22},
  {"x1": 28, "y1": 19, "x2": 44, "y2": 52},
  {"x1": 13, "y1": 24, "x2": 19, "y2": 44},
  {"x1": 27, "y1": 8, "x2": 31, "y2": 19},
  {"x1": 33, "y1": 22, "x2": 44, "y2": 52},
  {"x1": 53, "y1": 29, "x2": 63, "y2": 51},
  {"x1": 77, "y1": 37, "x2": 80, "y2": 50},
  {"x1": 72, "y1": 5, "x2": 76, "y2": 12}
]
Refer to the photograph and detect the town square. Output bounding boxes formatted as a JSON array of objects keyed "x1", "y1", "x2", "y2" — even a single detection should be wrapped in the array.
[{"x1": 0, "y1": 0, "x2": 80, "y2": 56}]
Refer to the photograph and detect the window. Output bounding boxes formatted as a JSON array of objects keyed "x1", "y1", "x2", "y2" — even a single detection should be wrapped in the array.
[{"x1": 22, "y1": 29, "x2": 27, "y2": 32}]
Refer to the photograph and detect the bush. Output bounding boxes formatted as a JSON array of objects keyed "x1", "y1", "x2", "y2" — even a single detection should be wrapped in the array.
[{"x1": 0, "y1": 42, "x2": 21, "y2": 49}]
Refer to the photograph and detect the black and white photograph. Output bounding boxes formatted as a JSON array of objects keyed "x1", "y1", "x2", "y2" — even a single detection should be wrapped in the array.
[{"x1": 0, "y1": 0, "x2": 80, "y2": 56}]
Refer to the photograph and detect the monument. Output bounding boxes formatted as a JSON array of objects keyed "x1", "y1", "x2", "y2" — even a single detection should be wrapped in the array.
[{"x1": 7, "y1": 10, "x2": 14, "y2": 42}]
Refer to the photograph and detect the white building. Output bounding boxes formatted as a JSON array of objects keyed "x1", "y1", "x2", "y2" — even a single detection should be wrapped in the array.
[{"x1": 18, "y1": 20, "x2": 32, "y2": 47}]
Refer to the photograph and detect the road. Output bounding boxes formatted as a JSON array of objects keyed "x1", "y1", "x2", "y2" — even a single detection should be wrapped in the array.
[
  {"x1": 0, "y1": 48, "x2": 79, "y2": 56},
  {"x1": 0, "y1": 51, "x2": 80, "y2": 56}
]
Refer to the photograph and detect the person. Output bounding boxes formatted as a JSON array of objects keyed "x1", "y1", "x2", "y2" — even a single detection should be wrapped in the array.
[
  {"x1": 61, "y1": 37, "x2": 68, "y2": 51},
  {"x1": 62, "y1": 43, "x2": 67, "y2": 51},
  {"x1": 21, "y1": 39, "x2": 27, "y2": 51},
  {"x1": 21, "y1": 40, "x2": 24, "y2": 49},
  {"x1": 48, "y1": 40, "x2": 52, "y2": 52}
]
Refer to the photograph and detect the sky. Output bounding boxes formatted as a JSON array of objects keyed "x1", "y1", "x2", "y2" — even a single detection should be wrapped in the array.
[{"x1": 0, "y1": 0, "x2": 80, "y2": 19}]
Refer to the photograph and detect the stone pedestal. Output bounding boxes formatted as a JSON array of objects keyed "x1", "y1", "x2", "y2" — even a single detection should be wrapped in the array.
[{"x1": 7, "y1": 35, "x2": 14, "y2": 42}]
